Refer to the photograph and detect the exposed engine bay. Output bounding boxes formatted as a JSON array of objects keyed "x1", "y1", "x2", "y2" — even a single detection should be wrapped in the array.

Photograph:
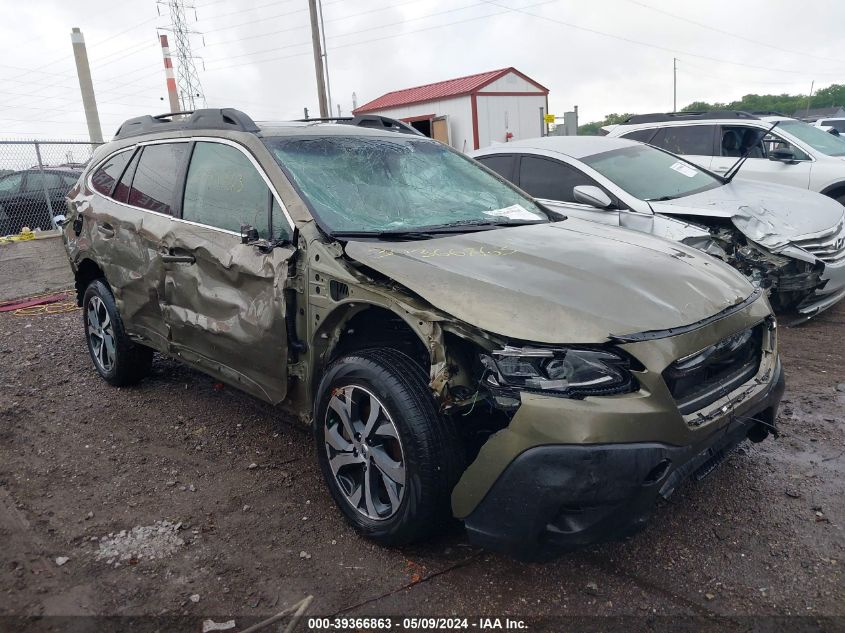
[{"x1": 679, "y1": 220, "x2": 824, "y2": 314}]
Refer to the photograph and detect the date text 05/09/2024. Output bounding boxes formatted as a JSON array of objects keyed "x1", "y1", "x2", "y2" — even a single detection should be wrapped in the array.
[{"x1": 306, "y1": 617, "x2": 528, "y2": 630}]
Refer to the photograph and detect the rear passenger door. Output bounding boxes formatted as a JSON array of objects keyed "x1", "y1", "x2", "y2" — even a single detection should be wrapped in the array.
[
  {"x1": 86, "y1": 143, "x2": 186, "y2": 352},
  {"x1": 646, "y1": 125, "x2": 717, "y2": 170},
  {"x1": 162, "y1": 140, "x2": 296, "y2": 404}
]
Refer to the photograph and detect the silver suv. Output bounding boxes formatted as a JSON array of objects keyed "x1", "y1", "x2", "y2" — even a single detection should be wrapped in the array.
[{"x1": 605, "y1": 111, "x2": 845, "y2": 203}]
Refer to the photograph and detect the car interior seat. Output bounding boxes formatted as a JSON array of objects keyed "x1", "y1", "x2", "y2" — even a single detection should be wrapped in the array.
[{"x1": 721, "y1": 130, "x2": 743, "y2": 157}]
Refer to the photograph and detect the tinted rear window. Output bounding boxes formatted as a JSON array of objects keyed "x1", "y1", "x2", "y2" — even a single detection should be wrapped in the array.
[
  {"x1": 649, "y1": 125, "x2": 715, "y2": 156},
  {"x1": 91, "y1": 151, "x2": 132, "y2": 196},
  {"x1": 518, "y1": 156, "x2": 597, "y2": 203},
  {"x1": 128, "y1": 144, "x2": 188, "y2": 215},
  {"x1": 476, "y1": 155, "x2": 516, "y2": 181}
]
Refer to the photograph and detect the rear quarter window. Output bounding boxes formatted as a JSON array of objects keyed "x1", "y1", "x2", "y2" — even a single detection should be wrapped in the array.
[{"x1": 90, "y1": 150, "x2": 133, "y2": 197}]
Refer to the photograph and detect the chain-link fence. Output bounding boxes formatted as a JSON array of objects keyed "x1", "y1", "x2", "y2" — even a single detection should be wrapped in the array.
[{"x1": 0, "y1": 140, "x2": 102, "y2": 237}]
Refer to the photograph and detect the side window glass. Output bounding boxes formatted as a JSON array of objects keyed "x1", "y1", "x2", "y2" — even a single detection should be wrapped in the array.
[
  {"x1": 518, "y1": 156, "x2": 597, "y2": 203},
  {"x1": 271, "y1": 198, "x2": 292, "y2": 242},
  {"x1": 762, "y1": 133, "x2": 810, "y2": 161},
  {"x1": 476, "y1": 155, "x2": 515, "y2": 182},
  {"x1": 25, "y1": 172, "x2": 62, "y2": 192},
  {"x1": 113, "y1": 150, "x2": 140, "y2": 204},
  {"x1": 649, "y1": 125, "x2": 715, "y2": 155},
  {"x1": 62, "y1": 174, "x2": 79, "y2": 187},
  {"x1": 621, "y1": 129, "x2": 658, "y2": 143},
  {"x1": 129, "y1": 143, "x2": 188, "y2": 215},
  {"x1": 183, "y1": 142, "x2": 271, "y2": 235},
  {"x1": 0, "y1": 173, "x2": 23, "y2": 193},
  {"x1": 91, "y1": 150, "x2": 133, "y2": 197},
  {"x1": 721, "y1": 126, "x2": 769, "y2": 158}
]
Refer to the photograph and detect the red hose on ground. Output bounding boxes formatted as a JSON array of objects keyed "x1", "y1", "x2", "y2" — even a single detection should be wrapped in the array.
[{"x1": 0, "y1": 292, "x2": 72, "y2": 313}]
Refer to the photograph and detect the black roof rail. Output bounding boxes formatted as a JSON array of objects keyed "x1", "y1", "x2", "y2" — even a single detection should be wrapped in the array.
[
  {"x1": 623, "y1": 111, "x2": 761, "y2": 124},
  {"x1": 747, "y1": 110, "x2": 790, "y2": 117},
  {"x1": 295, "y1": 114, "x2": 425, "y2": 136},
  {"x1": 114, "y1": 108, "x2": 259, "y2": 140}
]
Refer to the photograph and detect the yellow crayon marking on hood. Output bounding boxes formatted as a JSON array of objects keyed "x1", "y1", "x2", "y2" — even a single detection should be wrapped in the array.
[{"x1": 369, "y1": 246, "x2": 517, "y2": 259}]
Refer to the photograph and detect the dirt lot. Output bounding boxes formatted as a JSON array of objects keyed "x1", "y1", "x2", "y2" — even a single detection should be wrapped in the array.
[{"x1": 1, "y1": 297, "x2": 843, "y2": 631}]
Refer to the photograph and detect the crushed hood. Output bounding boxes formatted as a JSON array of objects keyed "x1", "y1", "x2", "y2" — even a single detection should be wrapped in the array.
[
  {"x1": 344, "y1": 219, "x2": 754, "y2": 344},
  {"x1": 651, "y1": 180, "x2": 845, "y2": 249}
]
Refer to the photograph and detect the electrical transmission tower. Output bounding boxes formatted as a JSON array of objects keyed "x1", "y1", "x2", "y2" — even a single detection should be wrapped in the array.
[{"x1": 157, "y1": 0, "x2": 205, "y2": 111}]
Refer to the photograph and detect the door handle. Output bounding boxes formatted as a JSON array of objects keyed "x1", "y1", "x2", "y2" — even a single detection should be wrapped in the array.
[
  {"x1": 97, "y1": 223, "x2": 115, "y2": 237},
  {"x1": 161, "y1": 254, "x2": 196, "y2": 264}
]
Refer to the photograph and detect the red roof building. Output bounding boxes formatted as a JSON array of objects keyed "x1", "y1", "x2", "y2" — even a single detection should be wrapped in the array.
[{"x1": 353, "y1": 67, "x2": 550, "y2": 151}]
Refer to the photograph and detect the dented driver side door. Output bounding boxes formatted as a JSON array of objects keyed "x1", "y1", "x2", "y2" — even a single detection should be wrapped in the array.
[{"x1": 161, "y1": 139, "x2": 295, "y2": 404}]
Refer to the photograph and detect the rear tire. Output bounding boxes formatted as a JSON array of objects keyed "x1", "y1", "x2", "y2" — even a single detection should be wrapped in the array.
[
  {"x1": 82, "y1": 279, "x2": 152, "y2": 386},
  {"x1": 314, "y1": 348, "x2": 464, "y2": 545}
]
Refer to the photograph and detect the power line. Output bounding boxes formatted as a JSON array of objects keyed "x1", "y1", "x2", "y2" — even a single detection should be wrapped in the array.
[
  {"x1": 677, "y1": 60, "x2": 816, "y2": 86},
  {"x1": 205, "y1": 0, "x2": 555, "y2": 72},
  {"x1": 199, "y1": 0, "x2": 419, "y2": 49},
  {"x1": 624, "y1": 0, "x2": 845, "y2": 68},
  {"x1": 193, "y1": 0, "x2": 298, "y2": 24},
  {"x1": 476, "y1": 0, "x2": 845, "y2": 78},
  {"x1": 204, "y1": 0, "x2": 501, "y2": 65}
]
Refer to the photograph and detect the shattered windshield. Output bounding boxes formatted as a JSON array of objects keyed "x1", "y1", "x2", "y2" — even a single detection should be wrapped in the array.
[
  {"x1": 777, "y1": 120, "x2": 845, "y2": 156},
  {"x1": 582, "y1": 144, "x2": 722, "y2": 201},
  {"x1": 263, "y1": 135, "x2": 549, "y2": 234}
]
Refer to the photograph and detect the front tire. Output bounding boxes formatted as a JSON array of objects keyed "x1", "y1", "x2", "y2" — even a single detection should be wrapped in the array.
[
  {"x1": 314, "y1": 348, "x2": 464, "y2": 545},
  {"x1": 82, "y1": 279, "x2": 152, "y2": 386}
]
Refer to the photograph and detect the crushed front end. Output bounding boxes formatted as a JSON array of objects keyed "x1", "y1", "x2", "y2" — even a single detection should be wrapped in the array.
[{"x1": 449, "y1": 292, "x2": 784, "y2": 560}]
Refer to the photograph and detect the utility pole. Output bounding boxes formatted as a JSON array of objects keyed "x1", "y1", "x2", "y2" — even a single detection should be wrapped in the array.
[
  {"x1": 159, "y1": 34, "x2": 181, "y2": 112},
  {"x1": 70, "y1": 28, "x2": 104, "y2": 143},
  {"x1": 158, "y1": 0, "x2": 206, "y2": 110},
  {"x1": 806, "y1": 80, "x2": 815, "y2": 119},
  {"x1": 672, "y1": 57, "x2": 677, "y2": 112},
  {"x1": 308, "y1": 0, "x2": 329, "y2": 117},
  {"x1": 318, "y1": 0, "x2": 333, "y2": 116}
]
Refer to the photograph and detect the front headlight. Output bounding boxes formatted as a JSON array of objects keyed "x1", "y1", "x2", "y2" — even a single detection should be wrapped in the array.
[{"x1": 480, "y1": 345, "x2": 637, "y2": 397}]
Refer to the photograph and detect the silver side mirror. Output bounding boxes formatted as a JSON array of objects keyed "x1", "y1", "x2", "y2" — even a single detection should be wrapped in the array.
[{"x1": 573, "y1": 185, "x2": 613, "y2": 209}]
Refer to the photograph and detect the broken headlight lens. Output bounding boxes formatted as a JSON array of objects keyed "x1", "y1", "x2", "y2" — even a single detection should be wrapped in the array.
[{"x1": 481, "y1": 346, "x2": 636, "y2": 397}]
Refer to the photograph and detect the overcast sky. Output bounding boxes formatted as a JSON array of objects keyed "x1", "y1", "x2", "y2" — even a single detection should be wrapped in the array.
[{"x1": 2, "y1": 0, "x2": 844, "y2": 140}]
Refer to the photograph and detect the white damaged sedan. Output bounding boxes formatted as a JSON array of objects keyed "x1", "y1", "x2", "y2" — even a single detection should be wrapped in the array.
[{"x1": 472, "y1": 136, "x2": 845, "y2": 320}]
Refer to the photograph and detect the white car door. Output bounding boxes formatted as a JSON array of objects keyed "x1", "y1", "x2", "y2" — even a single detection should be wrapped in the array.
[{"x1": 710, "y1": 125, "x2": 812, "y2": 189}]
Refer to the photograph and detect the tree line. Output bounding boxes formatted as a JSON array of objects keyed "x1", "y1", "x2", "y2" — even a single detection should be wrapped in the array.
[{"x1": 577, "y1": 84, "x2": 845, "y2": 135}]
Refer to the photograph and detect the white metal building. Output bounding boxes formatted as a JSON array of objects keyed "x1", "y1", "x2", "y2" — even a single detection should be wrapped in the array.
[{"x1": 352, "y1": 67, "x2": 550, "y2": 152}]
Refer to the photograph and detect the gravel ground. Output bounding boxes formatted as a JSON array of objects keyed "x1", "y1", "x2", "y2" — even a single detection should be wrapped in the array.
[{"x1": 0, "y1": 298, "x2": 843, "y2": 631}]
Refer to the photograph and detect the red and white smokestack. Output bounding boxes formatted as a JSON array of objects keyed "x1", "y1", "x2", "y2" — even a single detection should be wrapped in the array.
[{"x1": 159, "y1": 34, "x2": 181, "y2": 113}]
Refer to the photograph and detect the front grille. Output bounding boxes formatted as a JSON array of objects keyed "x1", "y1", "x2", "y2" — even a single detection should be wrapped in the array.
[
  {"x1": 663, "y1": 324, "x2": 763, "y2": 415},
  {"x1": 793, "y1": 220, "x2": 845, "y2": 265}
]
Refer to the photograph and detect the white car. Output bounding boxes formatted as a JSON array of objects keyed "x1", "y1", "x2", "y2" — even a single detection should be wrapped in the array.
[
  {"x1": 813, "y1": 118, "x2": 845, "y2": 135},
  {"x1": 471, "y1": 136, "x2": 845, "y2": 319},
  {"x1": 604, "y1": 111, "x2": 845, "y2": 204}
]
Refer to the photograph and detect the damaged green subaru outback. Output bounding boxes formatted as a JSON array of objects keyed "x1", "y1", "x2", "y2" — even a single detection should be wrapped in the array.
[{"x1": 61, "y1": 109, "x2": 784, "y2": 559}]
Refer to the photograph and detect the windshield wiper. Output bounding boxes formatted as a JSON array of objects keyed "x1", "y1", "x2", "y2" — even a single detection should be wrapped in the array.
[{"x1": 331, "y1": 219, "x2": 545, "y2": 241}]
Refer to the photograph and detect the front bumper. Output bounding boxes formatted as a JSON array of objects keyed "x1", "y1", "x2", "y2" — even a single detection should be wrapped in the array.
[
  {"x1": 461, "y1": 358, "x2": 784, "y2": 560},
  {"x1": 796, "y1": 260, "x2": 845, "y2": 316}
]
